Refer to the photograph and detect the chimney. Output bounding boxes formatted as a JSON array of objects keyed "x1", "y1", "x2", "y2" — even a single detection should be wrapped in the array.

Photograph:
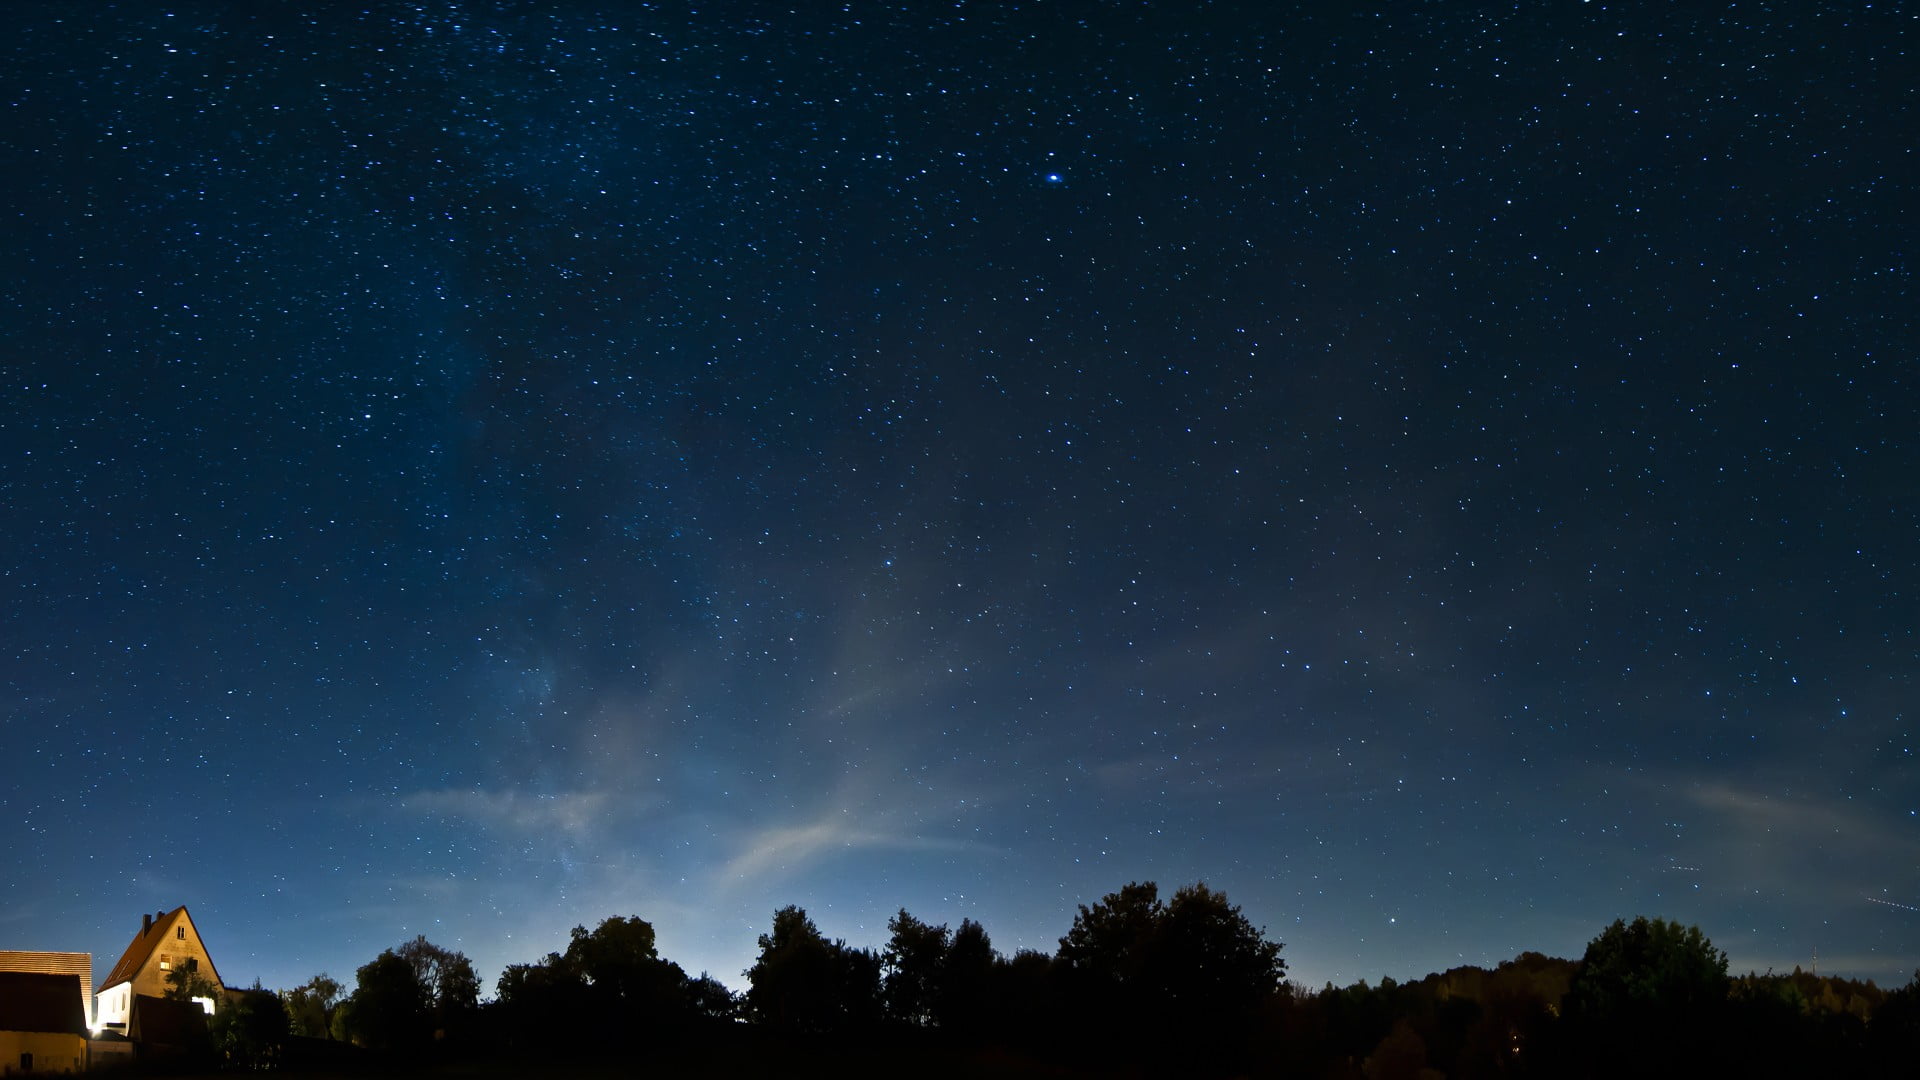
[{"x1": 142, "y1": 913, "x2": 152, "y2": 933}]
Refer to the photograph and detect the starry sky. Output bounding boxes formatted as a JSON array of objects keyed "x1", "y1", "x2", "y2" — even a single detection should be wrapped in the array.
[{"x1": 2, "y1": 2, "x2": 1914, "y2": 999}]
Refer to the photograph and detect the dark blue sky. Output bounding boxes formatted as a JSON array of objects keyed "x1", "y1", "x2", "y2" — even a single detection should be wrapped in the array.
[{"x1": 3, "y1": 1, "x2": 1913, "y2": 997}]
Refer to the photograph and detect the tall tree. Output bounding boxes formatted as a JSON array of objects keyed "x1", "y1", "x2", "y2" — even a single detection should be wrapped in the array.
[
  {"x1": 1557, "y1": 916, "x2": 1731, "y2": 1077},
  {"x1": 1056, "y1": 879, "x2": 1285, "y2": 1064},
  {"x1": 1155, "y1": 882, "x2": 1287, "y2": 1017},
  {"x1": 1059, "y1": 880, "x2": 1285, "y2": 1004},
  {"x1": 393, "y1": 935, "x2": 481, "y2": 1024},
  {"x1": 163, "y1": 966, "x2": 223, "y2": 1007},
  {"x1": 745, "y1": 905, "x2": 881, "y2": 1033},
  {"x1": 882, "y1": 909, "x2": 949, "y2": 1027},
  {"x1": 1057, "y1": 880, "x2": 1165, "y2": 988},
  {"x1": 563, "y1": 915, "x2": 659, "y2": 977},
  {"x1": 280, "y1": 973, "x2": 344, "y2": 1039},
  {"x1": 493, "y1": 954, "x2": 586, "y2": 1050},
  {"x1": 1565, "y1": 916, "x2": 1729, "y2": 1021},
  {"x1": 339, "y1": 950, "x2": 429, "y2": 1051},
  {"x1": 939, "y1": 918, "x2": 997, "y2": 1033},
  {"x1": 560, "y1": 915, "x2": 684, "y2": 1016}
]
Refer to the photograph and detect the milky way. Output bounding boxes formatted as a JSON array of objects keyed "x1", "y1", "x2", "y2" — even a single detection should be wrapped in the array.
[{"x1": 2, "y1": 2, "x2": 1913, "y2": 995}]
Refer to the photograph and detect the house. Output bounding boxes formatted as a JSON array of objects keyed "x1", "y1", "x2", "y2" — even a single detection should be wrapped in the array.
[
  {"x1": 0, "y1": 956, "x2": 90, "y2": 1032},
  {"x1": 0, "y1": 972, "x2": 88, "y2": 1075},
  {"x1": 95, "y1": 908, "x2": 225, "y2": 1032}
]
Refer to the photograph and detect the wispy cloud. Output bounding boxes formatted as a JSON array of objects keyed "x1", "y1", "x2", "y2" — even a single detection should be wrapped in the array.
[
  {"x1": 1669, "y1": 780, "x2": 1920, "y2": 913},
  {"x1": 1685, "y1": 782, "x2": 1916, "y2": 854},
  {"x1": 720, "y1": 812, "x2": 989, "y2": 886},
  {"x1": 403, "y1": 789, "x2": 621, "y2": 836}
]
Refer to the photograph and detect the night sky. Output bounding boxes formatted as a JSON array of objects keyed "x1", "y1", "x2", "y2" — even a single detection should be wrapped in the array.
[{"x1": 3, "y1": 2, "x2": 1914, "y2": 1000}]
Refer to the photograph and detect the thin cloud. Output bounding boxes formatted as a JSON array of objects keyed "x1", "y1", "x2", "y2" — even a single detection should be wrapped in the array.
[
  {"x1": 1685, "y1": 782, "x2": 1915, "y2": 853},
  {"x1": 721, "y1": 813, "x2": 989, "y2": 885},
  {"x1": 403, "y1": 788, "x2": 619, "y2": 836}
]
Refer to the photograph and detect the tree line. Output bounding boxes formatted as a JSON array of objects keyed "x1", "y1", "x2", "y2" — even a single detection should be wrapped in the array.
[{"x1": 166, "y1": 882, "x2": 1917, "y2": 1077}]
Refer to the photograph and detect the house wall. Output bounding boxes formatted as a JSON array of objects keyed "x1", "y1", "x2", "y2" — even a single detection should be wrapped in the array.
[
  {"x1": 0, "y1": 1031, "x2": 87, "y2": 1075},
  {"x1": 140, "y1": 918, "x2": 218, "y2": 997},
  {"x1": 95, "y1": 983, "x2": 136, "y2": 1030},
  {"x1": 86, "y1": 1038, "x2": 132, "y2": 1069}
]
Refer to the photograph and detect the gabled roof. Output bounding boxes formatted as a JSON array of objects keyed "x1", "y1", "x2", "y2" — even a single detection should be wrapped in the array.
[
  {"x1": 0, "y1": 972, "x2": 87, "y2": 1035},
  {"x1": 101, "y1": 906, "x2": 223, "y2": 992},
  {"x1": 102, "y1": 907, "x2": 181, "y2": 989},
  {"x1": 0, "y1": 953, "x2": 91, "y2": 1026}
]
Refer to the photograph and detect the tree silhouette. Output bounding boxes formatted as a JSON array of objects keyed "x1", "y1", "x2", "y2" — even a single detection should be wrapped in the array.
[
  {"x1": 992, "y1": 948, "x2": 1057, "y2": 1047},
  {"x1": 1565, "y1": 916, "x2": 1728, "y2": 1021},
  {"x1": 1057, "y1": 880, "x2": 1284, "y2": 1066},
  {"x1": 1058, "y1": 880, "x2": 1164, "y2": 988},
  {"x1": 493, "y1": 954, "x2": 587, "y2": 1049},
  {"x1": 1362, "y1": 1018, "x2": 1430, "y2": 1080},
  {"x1": 263, "y1": 892, "x2": 1920, "y2": 1075},
  {"x1": 210, "y1": 982, "x2": 290, "y2": 1070},
  {"x1": 938, "y1": 918, "x2": 997, "y2": 1034},
  {"x1": 683, "y1": 971, "x2": 740, "y2": 1021},
  {"x1": 558, "y1": 915, "x2": 687, "y2": 1022},
  {"x1": 338, "y1": 949, "x2": 428, "y2": 1051},
  {"x1": 1156, "y1": 882, "x2": 1287, "y2": 1019},
  {"x1": 163, "y1": 966, "x2": 222, "y2": 1006},
  {"x1": 490, "y1": 915, "x2": 731, "y2": 1050},
  {"x1": 563, "y1": 916, "x2": 656, "y2": 970},
  {"x1": 1558, "y1": 916, "x2": 1730, "y2": 1077},
  {"x1": 280, "y1": 973, "x2": 344, "y2": 1039},
  {"x1": 1870, "y1": 969, "x2": 1920, "y2": 1073},
  {"x1": 393, "y1": 935, "x2": 480, "y2": 1030},
  {"x1": 744, "y1": 905, "x2": 881, "y2": 1034},
  {"x1": 1059, "y1": 881, "x2": 1283, "y2": 1012},
  {"x1": 881, "y1": 909, "x2": 949, "y2": 1027}
]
